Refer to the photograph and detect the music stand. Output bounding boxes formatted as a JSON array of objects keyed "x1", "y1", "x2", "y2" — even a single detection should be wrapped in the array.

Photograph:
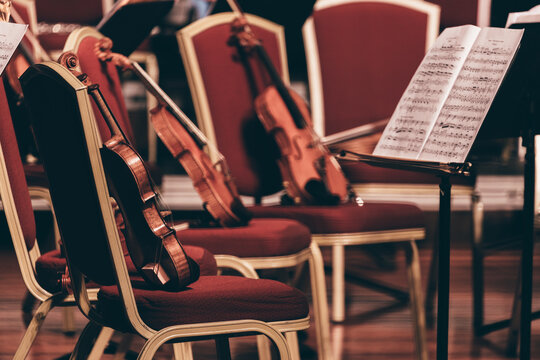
[
  {"x1": 337, "y1": 152, "x2": 471, "y2": 359},
  {"x1": 97, "y1": 0, "x2": 174, "y2": 56}
]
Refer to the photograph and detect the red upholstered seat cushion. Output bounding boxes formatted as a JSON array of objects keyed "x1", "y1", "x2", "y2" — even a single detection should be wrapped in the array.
[
  {"x1": 250, "y1": 202, "x2": 424, "y2": 234},
  {"x1": 178, "y1": 218, "x2": 311, "y2": 257},
  {"x1": 340, "y1": 161, "x2": 476, "y2": 186},
  {"x1": 97, "y1": 275, "x2": 309, "y2": 331},
  {"x1": 35, "y1": 246, "x2": 217, "y2": 293}
]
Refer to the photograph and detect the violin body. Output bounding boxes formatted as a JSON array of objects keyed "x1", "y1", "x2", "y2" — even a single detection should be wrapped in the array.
[
  {"x1": 101, "y1": 134, "x2": 199, "y2": 289},
  {"x1": 255, "y1": 85, "x2": 350, "y2": 205},
  {"x1": 58, "y1": 50, "x2": 198, "y2": 290},
  {"x1": 151, "y1": 105, "x2": 251, "y2": 226},
  {"x1": 228, "y1": 13, "x2": 352, "y2": 205}
]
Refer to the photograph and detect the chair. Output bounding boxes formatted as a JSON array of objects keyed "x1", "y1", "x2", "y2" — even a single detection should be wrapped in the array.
[
  {"x1": 20, "y1": 60, "x2": 311, "y2": 360},
  {"x1": 64, "y1": 26, "x2": 333, "y2": 360},
  {"x1": 302, "y1": 0, "x2": 483, "y2": 325},
  {"x1": 178, "y1": 12, "x2": 427, "y2": 359},
  {"x1": 0, "y1": 69, "x2": 223, "y2": 359}
]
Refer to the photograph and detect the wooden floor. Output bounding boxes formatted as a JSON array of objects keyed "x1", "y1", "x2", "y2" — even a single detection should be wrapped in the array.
[{"x1": 1, "y1": 241, "x2": 539, "y2": 359}]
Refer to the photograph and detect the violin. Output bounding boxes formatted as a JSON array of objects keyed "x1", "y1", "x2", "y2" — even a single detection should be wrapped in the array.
[
  {"x1": 94, "y1": 38, "x2": 252, "y2": 227},
  {"x1": 58, "y1": 52, "x2": 199, "y2": 290},
  {"x1": 227, "y1": 1, "x2": 354, "y2": 205}
]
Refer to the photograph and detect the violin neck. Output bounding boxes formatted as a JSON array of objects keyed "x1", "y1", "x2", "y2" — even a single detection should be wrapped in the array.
[
  {"x1": 253, "y1": 44, "x2": 306, "y2": 129},
  {"x1": 87, "y1": 84, "x2": 129, "y2": 142},
  {"x1": 130, "y1": 62, "x2": 207, "y2": 149},
  {"x1": 225, "y1": 0, "x2": 307, "y2": 129}
]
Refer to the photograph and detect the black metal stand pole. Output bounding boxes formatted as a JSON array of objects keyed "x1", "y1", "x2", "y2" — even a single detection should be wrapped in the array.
[
  {"x1": 520, "y1": 111, "x2": 535, "y2": 360},
  {"x1": 437, "y1": 175, "x2": 452, "y2": 360}
]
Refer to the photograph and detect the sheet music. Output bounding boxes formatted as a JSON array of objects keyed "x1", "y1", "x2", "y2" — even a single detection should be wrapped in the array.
[
  {"x1": 419, "y1": 27, "x2": 523, "y2": 162},
  {"x1": 373, "y1": 25, "x2": 480, "y2": 159},
  {"x1": 0, "y1": 22, "x2": 27, "y2": 76}
]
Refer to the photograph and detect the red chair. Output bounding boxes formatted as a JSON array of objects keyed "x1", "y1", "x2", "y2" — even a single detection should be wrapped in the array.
[
  {"x1": 0, "y1": 68, "x2": 218, "y2": 359},
  {"x1": 302, "y1": 0, "x2": 483, "y2": 327},
  {"x1": 63, "y1": 26, "x2": 333, "y2": 360},
  {"x1": 178, "y1": 12, "x2": 427, "y2": 359},
  {"x1": 20, "y1": 61, "x2": 311, "y2": 360}
]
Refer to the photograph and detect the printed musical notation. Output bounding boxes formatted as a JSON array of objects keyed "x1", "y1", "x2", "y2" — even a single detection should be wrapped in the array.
[
  {"x1": 373, "y1": 25, "x2": 523, "y2": 163},
  {"x1": 0, "y1": 22, "x2": 27, "y2": 76}
]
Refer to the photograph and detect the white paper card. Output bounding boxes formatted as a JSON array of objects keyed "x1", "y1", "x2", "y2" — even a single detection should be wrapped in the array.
[{"x1": 0, "y1": 22, "x2": 27, "y2": 76}]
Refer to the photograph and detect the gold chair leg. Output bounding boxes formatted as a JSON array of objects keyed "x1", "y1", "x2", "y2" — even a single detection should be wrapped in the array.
[
  {"x1": 257, "y1": 335, "x2": 272, "y2": 360},
  {"x1": 309, "y1": 242, "x2": 333, "y2": 360},
  {"x1": 285, "y1": 332, "x2": 301, "y2": 360},
  {"x1": 69, "y1": 321, "x2": 103, "y2": 360},
  {"x1": 331, "y1": 325, "x2": 344, "y2": 360},
  {"x1": 405, "y1": 241, "x2": 428, "y2": 360},
  {"x1": 331, "y1": 244, "x2": 346, "y2": 322},
  {"x1": 14, "y1": 294, "x2": 63, "y2": 360},
  {"x1": 87, "y1": 326, "x2": 115, "y2": 360},
  {"x1": 173, "y1": 342, "x2": 194, "y2": 360},
  {"x1": 62, "y1": 306, "x2": 76, "y2": 334}
]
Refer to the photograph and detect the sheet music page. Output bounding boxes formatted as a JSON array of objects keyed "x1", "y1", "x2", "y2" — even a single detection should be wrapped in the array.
[
  {"x1": 373, "y1": 25, "x2": 481, "y2": 159},
  {"x1": 0, "y1": 22, "x2": 26, "y2": 76},
  {"x1": 418, "y1": 27, "x2": 523, "y2": 163}
]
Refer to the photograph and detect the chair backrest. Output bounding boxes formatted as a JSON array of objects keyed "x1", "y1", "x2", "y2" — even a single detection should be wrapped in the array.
[
  {"x1": 20, "y1": 62, "x2": 117, "y2": 287},
  {"x1": 63, "y1": 27, "x2": 135, "y2": 143},
  {"x1": 303, "y1": 0, "x2": 440, "y2": 137},
  {"x1": 0, "y1": 77, "x2": 59, "y2": 301},
  {"x1": 178, "y1": 13, "x2": 289, "y2": 198},
  {"x1": 21, "y1": 62, "x2": 153, "y2": 336},
  {"x1": 34, "y1": 0, "x2": 111, "y2": 24},
  {"x1": 0, "y1": 80, "x2": 37, "y2": 252},
  {"x1": 428, "y1": 0, "x2": 491, "y2": 29}
]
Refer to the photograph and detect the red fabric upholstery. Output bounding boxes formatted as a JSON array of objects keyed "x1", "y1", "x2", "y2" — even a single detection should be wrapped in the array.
[
  {"x1": 340, "y1": 161, "x2": 476, "y2": 186},
  {"x1": 190, "y1": 21, "x2": 285, "y2": 197},
  {"x1": 427, "y1": 0, "x2": 478, "y2": 28},
  {"x1": 97, "y1": 275, "x2": 309, "y2": 331},
  {"x1": 178, "y1": 218, "x2": 311, "y2": 257},
  {"x1": 75, "y1": 36, "x2": 134, "y2": 142},
  {"x1": 35, "y1": 246, "x2": 217, "y2": 293},
  {"x1": 311, "y1": 2, "x2": 428, "y2": 135},
  {"x1": 250, "y1": 202, "x2": 424, "y2": 234},
  {"x1": 35, "y1": 0, "x2": 103, "y2": 24},
  {"x1": 0, "y1": 82, "x2": 36, "y2": 250},
  {"x1": 34, "y1": 249, "x2": 67, "y2": 293}
]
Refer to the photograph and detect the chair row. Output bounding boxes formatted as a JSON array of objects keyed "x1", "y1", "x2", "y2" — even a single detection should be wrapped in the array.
[{"x1": 1, "y1": 0, "x2": 490, "y2": 359}]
